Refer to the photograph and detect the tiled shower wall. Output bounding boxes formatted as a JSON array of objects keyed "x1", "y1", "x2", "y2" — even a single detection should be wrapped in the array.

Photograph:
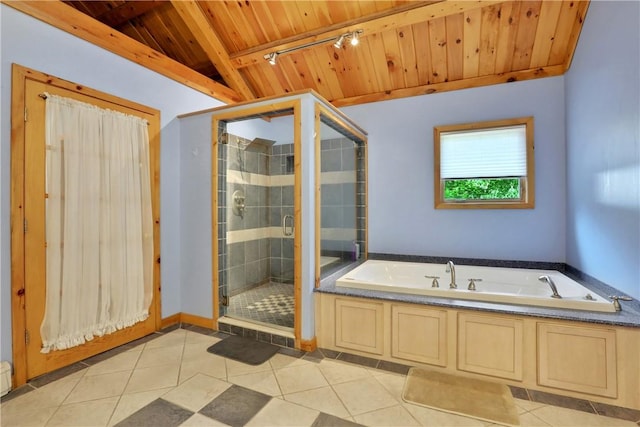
[
  {"x1": 320, "y1": 137, "x2": 366, "y2": 259},
  {"x1": 268, "y1": 143, "x2": 295, "y2": 284},
  {"x1": 217, "y1": 134, "x2": 365, "y2": 314},
  {"x1": 227, "y1": 139, "x2": 272, "y2": 296},
  {"x1": 220, "y1": 137, "x2": 295, "y2": 302}
]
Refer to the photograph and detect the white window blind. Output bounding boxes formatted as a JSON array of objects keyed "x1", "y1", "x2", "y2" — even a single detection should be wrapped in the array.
[{"x1": 440, "y1": 125, "x2": 527, "y2": 179}]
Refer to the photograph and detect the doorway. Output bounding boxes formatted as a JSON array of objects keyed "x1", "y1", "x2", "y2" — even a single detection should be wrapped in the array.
[
  {"x1": 10, "y1": 65, "x2": 161, "y2": 385},
  {"x1": 214, "y1": 107, "x2": 298, "y2": 332}
]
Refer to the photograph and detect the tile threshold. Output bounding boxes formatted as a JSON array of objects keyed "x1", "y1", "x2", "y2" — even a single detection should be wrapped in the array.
[
  {"x1": 219, "y1": 316, "x2": 294, "y2": 338},
  {"x1": 217, "y1": 316, "x2": 296, "y2": 349}
]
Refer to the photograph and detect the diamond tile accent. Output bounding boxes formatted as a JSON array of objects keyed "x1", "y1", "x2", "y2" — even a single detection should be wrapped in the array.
[
  {"x1": 311, "y1": 412, "x2": 364, "y2": 427},
  {"x1": 198, "y1": 385, "x2": 271, "y2": 426},
  {"x1": 114, "y1": 398, "x2": 193, "y2": 427}
]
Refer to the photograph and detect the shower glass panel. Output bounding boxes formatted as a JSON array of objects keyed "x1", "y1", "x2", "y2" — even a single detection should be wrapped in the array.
[
  {"x1": 217, "y1": 111, "x2": 295, "y2": 331},
  {"x1": 318, "y1": 117, "x2": 366, "y2": 277}
]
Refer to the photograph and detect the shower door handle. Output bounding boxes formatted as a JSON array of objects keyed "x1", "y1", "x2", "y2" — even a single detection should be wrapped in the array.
[{"x1": 282, "y1": 214, "x2": 294, "y2": 236}]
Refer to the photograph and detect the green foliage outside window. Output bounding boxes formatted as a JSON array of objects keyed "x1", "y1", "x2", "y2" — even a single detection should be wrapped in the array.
[{"x1": 444, "y1": 178, "x2": 520, "y2": 201}]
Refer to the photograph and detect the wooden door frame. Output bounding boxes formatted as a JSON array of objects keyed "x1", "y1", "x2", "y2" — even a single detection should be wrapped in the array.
[
  {"x1": 10, "y1": 64, "x2": 162, "y2": 386},
  {"x1": 211, "y1": 99, "x2": 302, "y2": 347}
]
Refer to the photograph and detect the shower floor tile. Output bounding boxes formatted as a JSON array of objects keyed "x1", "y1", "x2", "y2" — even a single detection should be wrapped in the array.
[{"x1": 228, "y1": 282, "x2": 294, "y2": 328}]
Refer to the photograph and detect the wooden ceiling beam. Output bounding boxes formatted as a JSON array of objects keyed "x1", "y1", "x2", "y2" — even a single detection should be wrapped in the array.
[
  {"x1": 230, "y1": 0, "x2": 503, "y2": 69},
  {"x1": 331, "y1": 65, "x2": 566, "y2": 108},
  {"x1": 170, "y1": 0, "x2": 256, "y2": 101},
  {"x1": 95, "y1": 0, "x2": 168, "y2": 28},
  {"x1": 4, "y1": 0, "x2": 242, "y2": 104}
]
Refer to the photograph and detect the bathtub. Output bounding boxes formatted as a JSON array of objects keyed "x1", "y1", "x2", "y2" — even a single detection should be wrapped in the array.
[{"x1": 336, "y1": 260, "x2": 616, "y2": 313}]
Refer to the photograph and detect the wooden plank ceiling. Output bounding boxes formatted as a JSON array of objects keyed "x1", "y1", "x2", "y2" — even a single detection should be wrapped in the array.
[{"x1": 45, "y1": 1, "x2": 590, "y2": 106}]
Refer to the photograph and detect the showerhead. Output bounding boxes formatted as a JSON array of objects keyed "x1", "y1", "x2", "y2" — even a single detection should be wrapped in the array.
[{"x1": 242, "y1": 137, "x2": 276, "y2": 153}]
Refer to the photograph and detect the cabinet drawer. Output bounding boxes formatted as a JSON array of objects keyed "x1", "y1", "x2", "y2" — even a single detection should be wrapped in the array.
[
  {"x1": 391, "y1": 305, "x2": 447, "y2": 366},
  {"x1": 537, "y1": 323, "x2": 617, "y2": 398},
  {"x1": 457, "y1": 313, "x2": 523, "y2": 380},
  {"x1": 335, "y1": 298, "x2": 384, "y2": 355}
]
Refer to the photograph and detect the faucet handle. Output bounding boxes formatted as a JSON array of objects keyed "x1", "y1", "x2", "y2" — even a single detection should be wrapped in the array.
[
  {"x1": 609, "y1": 295, "x2": 632, "y2": 311},
  {"x1": 467, "y1": 278, "x2": 482, "y2": 291},
  {"x1": 425, "y1": 275, "x2": 440, "y2": 288}
]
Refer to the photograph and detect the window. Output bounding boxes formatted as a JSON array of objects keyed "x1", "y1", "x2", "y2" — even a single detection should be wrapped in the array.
[{"x1": 434, "y1": 117, "x2": 534, "y2": 209}]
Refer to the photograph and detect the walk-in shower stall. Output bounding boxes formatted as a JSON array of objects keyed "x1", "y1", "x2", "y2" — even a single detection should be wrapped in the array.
[{"x1": 211, "y1": 91, "x2": 367, "y2": 346}]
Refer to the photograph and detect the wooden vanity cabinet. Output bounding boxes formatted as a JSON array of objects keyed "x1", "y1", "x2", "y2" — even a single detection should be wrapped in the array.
[{"x1": 315, "y1": 292, "x2": 640, "y2": 410}]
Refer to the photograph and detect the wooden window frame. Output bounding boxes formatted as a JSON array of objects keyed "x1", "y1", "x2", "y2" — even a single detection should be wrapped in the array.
[{"x1": 434, "y1": 117, "x2": 535, "y2": 210}]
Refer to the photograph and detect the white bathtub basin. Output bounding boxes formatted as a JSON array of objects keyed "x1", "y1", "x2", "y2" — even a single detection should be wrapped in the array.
[{"x1": 336, "y1": 260, "x2": 616, "y2": 313}]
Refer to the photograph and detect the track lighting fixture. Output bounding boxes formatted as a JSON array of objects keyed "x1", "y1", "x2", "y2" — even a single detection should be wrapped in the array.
[{"x1": 264, "y1": 29, "x2": 364, "y2": 65}]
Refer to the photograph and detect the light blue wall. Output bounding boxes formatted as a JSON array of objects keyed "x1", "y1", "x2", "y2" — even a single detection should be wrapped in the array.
[
  {"x1": 342, "y1": 77, "x2": 567, "y2": 263},
  {"x1": 565, "y1": 1, "x2": 640, "y2": 299},
  {"x1": 2, "y1": 1, "x2": 637, "y2": 368},
  {"x1": 0, "y1": 5, "x2": 221, "y2": 363},
  {"x1": 179, "y1": 114, "x2": 215, "y2": 319},
  {"x1": 178, "y1": 110, "x2": 292, "y2": 320}
]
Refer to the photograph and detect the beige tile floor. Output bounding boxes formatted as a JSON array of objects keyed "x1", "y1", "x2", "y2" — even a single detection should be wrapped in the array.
[{"x1": 1, "y1": 328, "x2": 636, "y2": 427}]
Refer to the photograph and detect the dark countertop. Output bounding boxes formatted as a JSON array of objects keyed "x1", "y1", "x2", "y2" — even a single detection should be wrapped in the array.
[{"x1": 316, "y1": 257, "x2": 640, "y2": 329}]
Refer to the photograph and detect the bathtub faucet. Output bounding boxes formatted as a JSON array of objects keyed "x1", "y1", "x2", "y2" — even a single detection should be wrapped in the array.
[
  {"x1": 538, "y1": 275, "x2": 562, "y2": 299},
  {"x1": 446, "y1": 260, "x2": 456, "y2": 289}
]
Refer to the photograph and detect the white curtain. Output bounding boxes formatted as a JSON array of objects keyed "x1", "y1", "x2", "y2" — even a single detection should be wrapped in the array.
[{"x1": 40, "y1": 94, "x2": 153, "y2": 353}]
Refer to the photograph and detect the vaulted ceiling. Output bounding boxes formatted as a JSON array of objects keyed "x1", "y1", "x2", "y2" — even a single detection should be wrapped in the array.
[{"x1": 8, "y1": 0, "x2": 590, "y2": 107}]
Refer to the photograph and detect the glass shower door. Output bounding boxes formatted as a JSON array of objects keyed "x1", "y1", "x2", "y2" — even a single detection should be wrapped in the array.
[{"x1": 216, "y1": 113, "x2": 296, "y2": 331}]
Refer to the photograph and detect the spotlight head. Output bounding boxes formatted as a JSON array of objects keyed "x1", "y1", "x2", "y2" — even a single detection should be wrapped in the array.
[
  {"x1": 333, "y1": 35, "x2": 345, "y2": 49},
  {"x1": 350, "y1": 31, "x2": 359, "y2": 46},
  {"x1": 267, "y1": 52, "x2": 278, "y2": 65}
]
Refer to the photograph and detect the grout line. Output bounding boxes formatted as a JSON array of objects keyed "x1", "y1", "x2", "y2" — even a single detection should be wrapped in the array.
[
  {"x1": 105, "y1": 383, "x2": 127, "y2": 427},
  {"x1": 524, "y1": 409, "x2": 553, "y2": 427},
  {"x1": 42, "y1": 403, "x2": 61, "y2": 426},
  {"x1": 320, "y1": 366, "x2": 357, "y2": 419}
]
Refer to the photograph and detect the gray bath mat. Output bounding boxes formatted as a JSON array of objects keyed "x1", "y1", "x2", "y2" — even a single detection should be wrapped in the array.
[{"x1": 207, "y1": 335, "x2": 279, "y2": 365}]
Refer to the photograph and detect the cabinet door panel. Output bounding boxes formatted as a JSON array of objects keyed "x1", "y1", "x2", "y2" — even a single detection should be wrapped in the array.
[
  {"x1": 458, "y1": 313, "x2": 523, "y2": 380},
  {"x1": 538, "y1": 323, "x2": 617, "y2": 398},
  {"x1": 391, "y1": 305, "x2": 447, "y2": 366},
  {"x1": 335, "y1": 298, "x2": 384, "y2": 355}
]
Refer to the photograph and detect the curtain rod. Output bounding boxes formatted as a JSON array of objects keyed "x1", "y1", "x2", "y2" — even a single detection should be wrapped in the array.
[{"x1": 37, "y1": 92, "x2": 150, "y2": 125}]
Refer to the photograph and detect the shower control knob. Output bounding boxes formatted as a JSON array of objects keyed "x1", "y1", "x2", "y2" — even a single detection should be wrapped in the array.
[
  {"x1": 468, "y1": 278, "x2": 482, "y2": 291},
  {"x1": 425, "y1": 275, "x2": 440, "y2": 288}
]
